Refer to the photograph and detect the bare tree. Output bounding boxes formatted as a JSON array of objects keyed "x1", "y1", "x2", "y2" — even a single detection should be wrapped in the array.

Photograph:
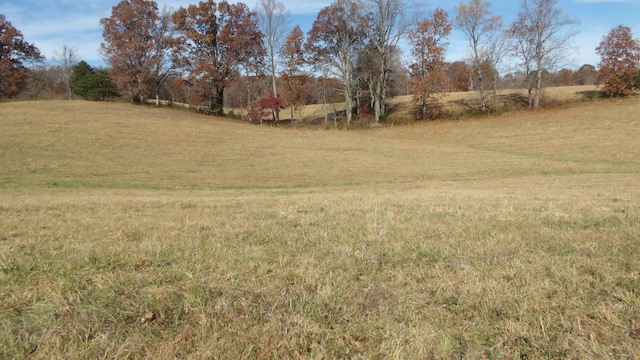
[
  {"x1": 25, "y1": 64, "x2": 52, "y2": 100},
  {"x1": 454, "y1": 0, "x2": 502, "y2": 112},
  {"x1": 52, "y1": 45, "x2": 80, "y2": 98},
  {"x1": 509, "y1": 0, "x2": 578, "y2": 108},
  {"x1": 486, "y1": 29, "x2": 508, "y2": 112},
  {"x1": 506, "y1": 16, "x2": 536, "y2": 106},
  {"x1": 256, "y1": 0, "x2": 290, "y2": 99},
  {"x1": 148, "y1": 7, "x2": 182, "y2": 106},
  {"x1": 365, "y1": 0, "x2": 413, "y2": 123},
  {"x1": 306, "y1": 0, "x2": 364, "y2": 125}
]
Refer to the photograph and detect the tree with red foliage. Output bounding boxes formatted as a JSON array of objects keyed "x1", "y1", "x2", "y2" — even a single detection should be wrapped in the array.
[
  {"x1": 246, "y1": 106, "x2": 265, "y2": 123},
  {"x1": 173, "y1": 0, "x2": 264, "y2": 114},
  {"x1": 260, "y1": 93, "x2": 284, "y2": 123},
  {"x1": 0, "y1": 14, "x2": 44, "y2": 99},
  {"x1": 247, "y1": 93, "x2": 284, "y2": 124},
  {"x1": 596, "y1": 25, "x2": 640, "y2": 97}
]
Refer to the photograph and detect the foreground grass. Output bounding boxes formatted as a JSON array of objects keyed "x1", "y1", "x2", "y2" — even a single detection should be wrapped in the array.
[{"x1": 1, "y1": 98, "x2": 639, "y2": 358}]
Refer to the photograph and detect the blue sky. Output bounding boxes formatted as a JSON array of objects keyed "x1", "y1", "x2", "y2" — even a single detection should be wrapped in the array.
[{"x1": 2, "y1": 0, "x2": 639, "y2": 70}]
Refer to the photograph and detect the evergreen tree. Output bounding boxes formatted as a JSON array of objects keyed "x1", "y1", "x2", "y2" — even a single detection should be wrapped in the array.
[{"x1": 70, "y1": 61, "x2": 119, "y2": 100}]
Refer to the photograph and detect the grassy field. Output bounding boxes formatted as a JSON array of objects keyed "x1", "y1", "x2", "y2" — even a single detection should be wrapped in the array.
[
  {"x1": 226, "y1": 85, "x2": 598, "y2": 123},
  {"x1": 1, "y1": 94, "x2": 639, "y2": 358}
]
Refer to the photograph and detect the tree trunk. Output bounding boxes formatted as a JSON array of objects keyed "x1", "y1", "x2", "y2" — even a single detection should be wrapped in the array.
[
  {"x1": 215, "y1": 87, "x2": 225, "y2": 115},
  {"x1": 374, "y1": 77, "x2": 382, "y2": 123},
  {"x1": 534, "y1": 68, "x2": 542, "y2": 108},
  {"x1": 493, "y1": 70, "x2": 498, "y2": 112},
  {"x1": 271, "y1": 72, "x2": 279, "y2": 121},
  {"x1": 368, "y1": 77, "x2": 375, "y2": 109},
  {"x1": 271, "y1": 67, "x2": 277, "y2": 97},
  {"x1": 381, "y1": 69, "x2": 388, "y2": 115},
  {"x1": 527, "y1": 73, "x2": 534, "y2": 108},
  {"x1": 345, "y1": 93, "x2": 352, "y2": 125},
  {"x1": 344, "y1": 67, "x2": 352, "y2": 125},
  {"x1": 323, "y1": 81, "x2": 328, "y2": 126},
  {"x1": 478, "y1": 69, "x2": 486, "y2": 112}
]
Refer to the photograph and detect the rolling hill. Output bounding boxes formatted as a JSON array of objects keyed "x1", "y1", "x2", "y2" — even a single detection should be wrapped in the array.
[{"x1": 1, "y1": 95, "x2": 639, "y2": 358}]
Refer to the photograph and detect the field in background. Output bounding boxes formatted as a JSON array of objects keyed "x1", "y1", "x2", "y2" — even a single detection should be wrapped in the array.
[
  {"x1": 387, "y1": 84, "x2": 599, "y2": 121},
  {"x1": 223, "y1": 85, "x2": 598, "y2": 123},
  {"x1": 1, "y1": 95, "x2": 639, "y2": 358}
]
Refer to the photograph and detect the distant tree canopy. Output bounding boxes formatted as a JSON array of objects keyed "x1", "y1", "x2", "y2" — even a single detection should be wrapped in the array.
[
  {"x1": 574, "y1": 64, "x2": 597, "y2": 86},
  {"x1": 596, "y1": 25, "x2": 640, "y2": 97},
  {"x1": 70, "y1": 61, "x2": 119, "y2": 100},
  {"x1": 0, "y1": 14, "x2": 44, "y2": 99},
  {"x1": 92, "y1": 0, "x2": 635, "y2": 119},
  {"x1": 8, "y1": 0, "x2": 640, "y2": 119}
]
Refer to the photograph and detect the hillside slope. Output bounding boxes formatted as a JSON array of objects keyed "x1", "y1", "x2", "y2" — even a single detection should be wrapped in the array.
[
  {"x1": 1, "y1": 97, "x2": 638, "y2": 190},
  {"x1": 1, "y1": 98, "x2": 640, "y2": 358}
]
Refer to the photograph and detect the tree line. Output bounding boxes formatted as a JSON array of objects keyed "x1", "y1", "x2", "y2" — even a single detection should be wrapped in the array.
[{"x1": 2, "y1": 0, "x2": 640, "y2": 123}]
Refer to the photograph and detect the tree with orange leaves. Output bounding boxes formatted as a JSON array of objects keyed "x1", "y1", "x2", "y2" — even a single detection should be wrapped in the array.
[
  {"x1": 0, "y1": 14, "x2": 43, "y2": 99},
  {"x1": 596, "y1": 25, "x2": 640, "y2": 97},
  {"x1": 280, "y1": 25, "x2": 309, "y2": 121},
  {"x1": 100, "y1": 0, "x2": 179, "y2": 104},
  {"x1": 173, "y1": 0, "x2": 264, "y2": 114},
  {"x1": 408, "y1": 8, "x2": 451, "y2": 120}
]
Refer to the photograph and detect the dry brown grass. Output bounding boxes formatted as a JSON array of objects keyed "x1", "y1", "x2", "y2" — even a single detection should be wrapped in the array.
[
  {"x1": 1, "y1": 94, "x2": 639, "y2": 358},
  {"x1": 245, "y1": 84, "x2": 598, "y2": 123},
  {"x1": 226, "y1": 85, "x2": 598, "y2": 124}
]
